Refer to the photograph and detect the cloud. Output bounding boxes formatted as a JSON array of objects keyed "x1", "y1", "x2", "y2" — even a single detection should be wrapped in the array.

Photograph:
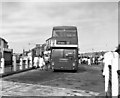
[
  {"x1": 1, "y1": 2, "x2": 118, "y2": 53},
  {"x1": 2, "y1": 0, "x2": 119, "y2": 2}
]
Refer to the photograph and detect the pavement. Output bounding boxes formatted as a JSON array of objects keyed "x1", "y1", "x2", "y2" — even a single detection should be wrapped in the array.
[
  {"x1": 1, "y1": 64, "x2": 105, "y2": 97},
  {"x1": 1, "y1": 80, "x2": 99, "y2": 96},
  {"x1": 1, "y1": 66, "x2": 34, "y2": 77}
]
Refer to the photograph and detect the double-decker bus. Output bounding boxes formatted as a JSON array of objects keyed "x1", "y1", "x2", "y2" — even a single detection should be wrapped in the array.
[{"x1": 50, "y1": 26, "x2": 79, "y2": 71}]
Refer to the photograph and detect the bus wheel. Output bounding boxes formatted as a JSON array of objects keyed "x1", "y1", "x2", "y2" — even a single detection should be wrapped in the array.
[
  {"x1": 53, "y1": 69, "x2": 57, "y2": 72},
  {"x1": 73, "y1": 70, "x2": 77, "y2": 73}
]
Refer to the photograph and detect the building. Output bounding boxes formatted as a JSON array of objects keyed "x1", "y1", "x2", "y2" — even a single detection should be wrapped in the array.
[
  {"x1": 46, "y1": 37, "x2": 56, "y2": 50},
  {"x1": 31, "y1": 44, "x2": 45, "y2": 57},
  {"x1": 46, "y1": 37, "x2": 51, "y2": 50},
  {"x1": 0, "y1": 37, "x2": 8, "y2": 54},
  {"x1": 0, "y1": 37, "x2": 13, "y2": 66}
]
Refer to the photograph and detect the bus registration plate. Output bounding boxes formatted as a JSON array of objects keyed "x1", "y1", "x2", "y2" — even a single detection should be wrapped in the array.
[{"x1": 59, "y1": 58, "x2": 68, "y2": 62}]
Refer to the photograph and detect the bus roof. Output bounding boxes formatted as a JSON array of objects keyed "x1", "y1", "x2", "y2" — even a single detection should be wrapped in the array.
[{"x1": 53, "y1": 26, "x2": 77, "y2": 30}]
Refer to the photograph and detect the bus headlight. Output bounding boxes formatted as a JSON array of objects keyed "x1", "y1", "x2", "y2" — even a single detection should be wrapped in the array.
[
  {"x1": 73, "y1": 62, "x2": 75, "y2": 66},
  {"x1": 52, "y1": 62, "x2": 54, "y2": 65}
]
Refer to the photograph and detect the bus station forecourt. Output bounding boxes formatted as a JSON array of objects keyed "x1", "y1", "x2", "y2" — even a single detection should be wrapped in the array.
[
  {"x1": 2, "y1": 59, "x2": 104, "y2": 96},
  {"x1": 0, "y1": 26, "x2": 120, "y2": 97}
]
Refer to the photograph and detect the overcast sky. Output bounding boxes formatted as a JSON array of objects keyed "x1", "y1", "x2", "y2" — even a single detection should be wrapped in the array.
[{"x1": 1, "y1": 1, "x2": 118, "y2": 53}]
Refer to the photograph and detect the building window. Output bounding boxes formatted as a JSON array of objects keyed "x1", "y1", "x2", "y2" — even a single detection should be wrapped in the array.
[{"x1": 0, "y1": 40, "x2": 1, "y2": 46}]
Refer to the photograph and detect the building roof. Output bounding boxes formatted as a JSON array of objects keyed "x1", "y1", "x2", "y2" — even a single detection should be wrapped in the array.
[
  {"x1": 0, "y1": 37, "x2": 8, "y2": 44},
  {"x1": 53, "y1": 26, "x2": 77, "y2": 30},
  {"x1": 46, "y1": 37, "x2": 52, "y2": 41}
]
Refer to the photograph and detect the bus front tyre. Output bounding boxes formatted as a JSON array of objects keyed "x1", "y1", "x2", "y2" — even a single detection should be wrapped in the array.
[
  {"x1": 73, "y1": 70, "x2": 77, "y2": 73},
  {"x1": 53, "y1": 69, "x2": 57, "y2": 72}
]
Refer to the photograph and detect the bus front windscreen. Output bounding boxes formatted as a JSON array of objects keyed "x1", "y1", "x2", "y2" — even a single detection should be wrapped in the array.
[{"x1": 52, "y1": 49, "x2": 76, "y2": 58}]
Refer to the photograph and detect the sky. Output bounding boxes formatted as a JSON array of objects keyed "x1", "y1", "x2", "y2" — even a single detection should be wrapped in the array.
[{"x1": 1, "y1": 1, "x2": 119, "y2": 53}]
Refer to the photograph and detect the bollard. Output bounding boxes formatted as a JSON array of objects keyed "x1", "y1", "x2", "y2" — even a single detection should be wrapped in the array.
[
  {"x1": 23, "y1": 60, "x2": 26, "y2": 69},
  {"x1": 79, "y1": 59, "x2": 81, "y2": 64},
  {"x1": 20, "y1": 58, "x2": 23, "y2": 70},
  {"x1": 29, "y1": 57, "x2": 32, "y2": 68},
  {"x1": 30, "y1": 60, "x2": 32, "y2": 68},
  {"x1": 13, "y1": 55, "x2": 17, "y2": 71},
  {"x1": 111, "y1": 52, "x2": 119, "y2": 96},
  {"x1": 0, "y1": 58, "x2": 5, "y2": 74},
  {"x1": 25, "y1": 58, "x2": 28, "y2": 69}
]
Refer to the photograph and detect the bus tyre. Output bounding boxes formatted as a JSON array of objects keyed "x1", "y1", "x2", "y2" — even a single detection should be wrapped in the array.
[
  {"x1": 53, "y1": 69, "x2": 57, "y2": 72},
  {"x1": 73, "y1": 70, "x2": 77, "y2": 73}
]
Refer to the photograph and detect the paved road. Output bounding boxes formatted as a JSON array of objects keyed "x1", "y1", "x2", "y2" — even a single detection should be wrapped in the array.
[{"x1": 1, "y1": 64, "x2": 105, "y2": 96}]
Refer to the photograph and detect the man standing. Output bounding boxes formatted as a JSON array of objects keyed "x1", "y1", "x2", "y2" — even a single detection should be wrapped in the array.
[
  {"x1": 38, "y1": 55, "x2": 45, "y2": 70},
  {"x1": 33, "y1": 56, "x2": 39, "y2": 68},
  {"x1": 103, "y1": 46, "x2": 119, "y2": 97},
  {"x1": 44, "y1": 54, "x2": 49, "y2": 71},
  {"x1": 88, "y1": 57, "x2": 91, "y2": 66}
]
